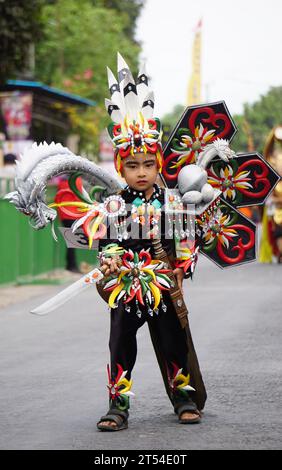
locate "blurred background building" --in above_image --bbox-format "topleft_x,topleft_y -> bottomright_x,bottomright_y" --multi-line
0,81 -> 95,284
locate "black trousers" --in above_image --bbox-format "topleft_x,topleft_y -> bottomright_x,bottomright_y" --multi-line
109,292 -> 190,391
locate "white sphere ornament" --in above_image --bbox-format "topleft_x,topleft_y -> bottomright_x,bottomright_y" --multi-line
182,190 -> 203,205
201,183 -> 214,202
178,164 -> 207,194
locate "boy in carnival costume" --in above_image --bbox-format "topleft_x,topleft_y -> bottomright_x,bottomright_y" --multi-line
4,54 -> 207,431
95,54 -> 206,430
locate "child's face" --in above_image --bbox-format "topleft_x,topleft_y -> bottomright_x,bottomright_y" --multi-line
121,153 -> 158,192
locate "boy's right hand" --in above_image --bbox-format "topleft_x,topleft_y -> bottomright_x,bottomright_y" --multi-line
100,256 -> 121,278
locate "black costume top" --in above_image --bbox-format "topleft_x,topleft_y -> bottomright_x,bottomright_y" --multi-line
98,183 -> 202,284
99,183 -> 177,259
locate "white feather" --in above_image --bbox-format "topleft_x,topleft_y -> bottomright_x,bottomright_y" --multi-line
137,61 -> 150,106
141,91 -> 154,119
105,98 -> 124,123
123,71 -> 140,121
107,66 -> 125,114
117,52 -> 130,86
16,141 -> 73,180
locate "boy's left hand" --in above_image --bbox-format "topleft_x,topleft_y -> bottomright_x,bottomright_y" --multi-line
173,267 -> 185,295
100,256 -> 121,278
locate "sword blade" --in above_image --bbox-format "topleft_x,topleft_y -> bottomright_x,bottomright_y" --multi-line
30,268 -> 104,315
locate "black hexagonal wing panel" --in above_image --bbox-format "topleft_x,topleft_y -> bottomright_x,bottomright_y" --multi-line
161,101 -> 237,188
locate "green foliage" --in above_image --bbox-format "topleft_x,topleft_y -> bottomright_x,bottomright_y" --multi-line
232,86 -> 282,154
231,114 -> 249,153
36,0 -> 140,98
96,0 -> 143,39
0,0 -> 45,82
162,104 -> 185,129
35,0 -> 142,154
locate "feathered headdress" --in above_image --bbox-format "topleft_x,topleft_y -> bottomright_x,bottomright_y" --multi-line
105,53 -> 163,175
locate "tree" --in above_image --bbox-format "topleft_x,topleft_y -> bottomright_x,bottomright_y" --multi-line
96,0 -> 143,40
35,0 -> 140,99
232,86 -> 282,154
35,0 -> 143,155
0,0 -> 46,82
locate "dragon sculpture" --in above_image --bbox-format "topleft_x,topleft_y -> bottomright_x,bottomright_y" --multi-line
5,141 -> 123,231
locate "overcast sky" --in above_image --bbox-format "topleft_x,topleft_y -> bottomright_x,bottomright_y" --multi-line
136,0 -> 282,118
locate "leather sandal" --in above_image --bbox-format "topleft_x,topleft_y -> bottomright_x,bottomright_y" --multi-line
97,409 -> 128,432
175,402 -> 201,424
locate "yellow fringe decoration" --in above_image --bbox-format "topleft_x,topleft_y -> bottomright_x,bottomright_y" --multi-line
259,206 -> 273,263
148,281 -> 161,310
108,282 -> 125,308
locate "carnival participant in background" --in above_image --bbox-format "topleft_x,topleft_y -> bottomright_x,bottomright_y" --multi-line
260,126 -> 282,263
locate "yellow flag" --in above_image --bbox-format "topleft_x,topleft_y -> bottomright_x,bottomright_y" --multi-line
187,19 -> 202,106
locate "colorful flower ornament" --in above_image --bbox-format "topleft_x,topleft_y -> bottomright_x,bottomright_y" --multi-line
49,173 -> 127,248
174,239 -> 200,277
103,248 -> 172,315
168,362 -> 195,395
197,205 -> 239,250
107,363 -> 134,410
105,53 -> 163,175
208,161 -> 253,202
99,243 -> 126,263
170,123 -> 216,169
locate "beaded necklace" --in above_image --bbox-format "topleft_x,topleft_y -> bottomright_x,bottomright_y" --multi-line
129,185 -> 162,236
126,183 -> 161,202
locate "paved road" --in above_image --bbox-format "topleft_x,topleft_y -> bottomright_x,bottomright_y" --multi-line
0,257 -> 281,450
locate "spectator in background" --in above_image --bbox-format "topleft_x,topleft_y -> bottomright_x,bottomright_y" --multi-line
0,153 -> 17,177
0,153 -> 17,195
55,175 -> 82,273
